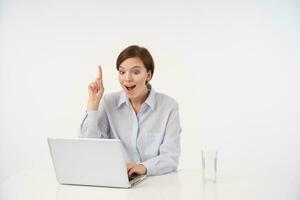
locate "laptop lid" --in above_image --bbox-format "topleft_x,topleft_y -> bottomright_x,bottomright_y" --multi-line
48,138 -> 132,188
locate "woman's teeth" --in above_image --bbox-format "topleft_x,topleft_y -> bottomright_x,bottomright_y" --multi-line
126,85 -> 136,91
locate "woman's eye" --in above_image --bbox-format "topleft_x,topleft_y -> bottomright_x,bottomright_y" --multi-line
119,71 -> 125,75
133,70 -> 140,75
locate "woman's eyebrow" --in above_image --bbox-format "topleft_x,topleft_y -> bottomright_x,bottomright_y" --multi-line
119,66 -> 142,70
131,66 -> 142,69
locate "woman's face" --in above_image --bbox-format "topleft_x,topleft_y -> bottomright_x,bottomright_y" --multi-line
118,57 -> 152,100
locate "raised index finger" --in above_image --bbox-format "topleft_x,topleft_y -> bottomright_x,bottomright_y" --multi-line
97,65 -> 102,80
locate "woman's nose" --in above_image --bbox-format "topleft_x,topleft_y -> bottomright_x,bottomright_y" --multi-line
124,72 -> 132,81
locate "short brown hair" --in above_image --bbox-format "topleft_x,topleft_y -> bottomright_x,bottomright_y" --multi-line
116,45 -> 155,78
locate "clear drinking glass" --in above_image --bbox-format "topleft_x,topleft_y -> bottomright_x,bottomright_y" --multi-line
202,149 -> 217,183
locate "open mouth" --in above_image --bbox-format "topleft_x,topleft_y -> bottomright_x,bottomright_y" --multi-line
125,85 -> 136,92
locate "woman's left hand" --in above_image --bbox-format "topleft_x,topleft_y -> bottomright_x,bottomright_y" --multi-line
127,163 -> 147,177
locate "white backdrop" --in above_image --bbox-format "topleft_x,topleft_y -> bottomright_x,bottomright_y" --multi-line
1,0 -> 300,185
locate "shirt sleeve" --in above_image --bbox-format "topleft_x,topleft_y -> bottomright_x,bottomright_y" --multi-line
79,100 -> 110,138
141,103 -> 181,176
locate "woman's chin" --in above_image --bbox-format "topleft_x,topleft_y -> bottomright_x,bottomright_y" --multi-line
124,91 -> 135,98
123,87 -> 136,96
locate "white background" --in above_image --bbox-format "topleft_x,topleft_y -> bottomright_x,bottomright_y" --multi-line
1,0 -> 300,186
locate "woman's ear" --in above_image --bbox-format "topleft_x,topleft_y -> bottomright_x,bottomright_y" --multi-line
146,71 -> 152,82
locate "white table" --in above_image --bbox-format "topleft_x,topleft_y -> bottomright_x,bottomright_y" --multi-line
0,169 -> 298,200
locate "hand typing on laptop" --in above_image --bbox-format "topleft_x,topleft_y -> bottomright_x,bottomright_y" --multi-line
48,138 -> 147,188
127,163 -> 147,179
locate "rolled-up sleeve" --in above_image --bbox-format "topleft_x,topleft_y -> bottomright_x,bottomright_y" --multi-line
79,101 -> 110,138
141,103 -> 181,176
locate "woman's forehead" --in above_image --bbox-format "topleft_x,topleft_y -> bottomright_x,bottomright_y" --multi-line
119,57 -> 145,69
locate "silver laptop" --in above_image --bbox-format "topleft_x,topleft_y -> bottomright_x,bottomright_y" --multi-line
47,138 -> 146,188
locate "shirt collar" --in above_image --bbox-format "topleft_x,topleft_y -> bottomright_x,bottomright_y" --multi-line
118,84 -> 156,110
118,91 -> 130,108
144,85 -> 156,110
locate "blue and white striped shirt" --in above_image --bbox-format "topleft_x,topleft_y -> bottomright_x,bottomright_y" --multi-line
79,87 -> 181,176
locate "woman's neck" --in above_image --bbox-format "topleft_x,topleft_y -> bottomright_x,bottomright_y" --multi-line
129,86 -> 150,112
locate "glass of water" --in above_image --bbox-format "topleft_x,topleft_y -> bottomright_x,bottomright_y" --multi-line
202,149 -> 218,183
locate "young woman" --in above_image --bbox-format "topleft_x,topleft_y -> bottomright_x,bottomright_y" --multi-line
80,45 -> 181,177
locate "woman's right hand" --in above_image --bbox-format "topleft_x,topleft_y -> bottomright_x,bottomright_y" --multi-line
87,65 -> 104,111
